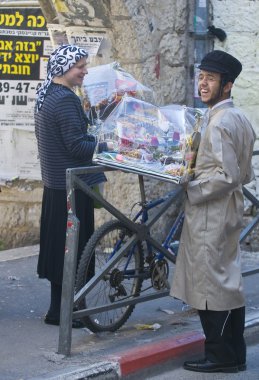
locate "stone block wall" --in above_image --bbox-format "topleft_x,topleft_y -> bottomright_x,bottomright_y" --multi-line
0,0 -> 191,250
211,0 -> 259,210
0,180 -> 43,250
211,0 -> 259,136
1,0 -> 259,250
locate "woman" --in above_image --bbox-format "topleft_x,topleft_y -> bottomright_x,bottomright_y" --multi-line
35,44 -> 112,327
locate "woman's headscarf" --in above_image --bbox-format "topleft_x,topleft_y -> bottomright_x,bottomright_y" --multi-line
36,44 -> 88,112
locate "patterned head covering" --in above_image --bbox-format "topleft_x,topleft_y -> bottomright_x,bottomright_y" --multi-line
36,44 -> 88,112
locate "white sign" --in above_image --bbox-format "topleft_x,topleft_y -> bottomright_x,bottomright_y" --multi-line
0,79 -> 42,131
66,27 -> 104,56
0,129 -> 41,182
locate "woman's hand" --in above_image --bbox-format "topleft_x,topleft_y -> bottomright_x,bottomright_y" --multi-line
107,141 -> 114,151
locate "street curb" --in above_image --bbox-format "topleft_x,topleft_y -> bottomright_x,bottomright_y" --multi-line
31,361 -> 120,380
0,244 -> 39,262
112,317 -> 259,378
30,331 -> 204,380
109,330 -> 204,377
30,317 -> 259,380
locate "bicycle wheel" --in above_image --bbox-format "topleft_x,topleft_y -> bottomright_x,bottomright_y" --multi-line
75,219 -> 144,332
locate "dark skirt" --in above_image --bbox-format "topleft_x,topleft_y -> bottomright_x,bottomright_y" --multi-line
37,186 -> 94,285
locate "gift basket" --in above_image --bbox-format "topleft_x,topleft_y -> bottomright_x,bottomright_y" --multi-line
93,95 -> 204,184
82,62 -> 153,127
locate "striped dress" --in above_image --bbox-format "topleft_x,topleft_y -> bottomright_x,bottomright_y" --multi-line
35,83 -> 106,284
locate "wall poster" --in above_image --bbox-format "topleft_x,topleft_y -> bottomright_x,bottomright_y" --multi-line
0,7 -> 51,181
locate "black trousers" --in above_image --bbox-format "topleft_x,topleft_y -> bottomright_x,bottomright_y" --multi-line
198,306 -> 246,365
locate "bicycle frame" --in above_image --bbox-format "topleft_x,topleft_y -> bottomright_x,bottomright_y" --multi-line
105,190 -> 184,282
72,176 -> 183,305
130,189 -> 184,258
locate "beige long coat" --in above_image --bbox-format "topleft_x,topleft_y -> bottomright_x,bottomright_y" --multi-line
170,101 -> 256,310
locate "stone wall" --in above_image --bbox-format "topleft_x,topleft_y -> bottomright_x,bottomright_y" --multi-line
211,0 -> 259,137
0,180 -> 43,250
1,0 -> 259,250
0,0 -> 191,250
211,0 -> 259,209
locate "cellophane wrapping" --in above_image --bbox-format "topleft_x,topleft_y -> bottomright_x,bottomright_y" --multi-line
93,95 -> 204,184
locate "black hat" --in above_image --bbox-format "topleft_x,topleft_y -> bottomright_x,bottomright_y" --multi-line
198,50 -> 242,82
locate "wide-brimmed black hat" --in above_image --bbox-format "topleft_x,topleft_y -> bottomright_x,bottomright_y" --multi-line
198,50 -> 242,82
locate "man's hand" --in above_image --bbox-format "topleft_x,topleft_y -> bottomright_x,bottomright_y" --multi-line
181,182 -> 189,192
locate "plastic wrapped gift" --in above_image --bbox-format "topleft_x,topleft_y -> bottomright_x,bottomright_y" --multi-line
93,96 -> 204,184
82,62 -> 152,122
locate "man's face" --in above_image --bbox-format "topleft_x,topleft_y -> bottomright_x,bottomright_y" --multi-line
63,57 -> 88,88
198,70 -> 226,108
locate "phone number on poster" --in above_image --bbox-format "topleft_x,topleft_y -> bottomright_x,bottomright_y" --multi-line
0,82 -> 42,93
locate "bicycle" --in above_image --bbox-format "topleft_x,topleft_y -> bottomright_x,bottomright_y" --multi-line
75,182 -> 185,333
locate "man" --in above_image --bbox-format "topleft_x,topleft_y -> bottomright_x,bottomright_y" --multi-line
170,50 -> 256,373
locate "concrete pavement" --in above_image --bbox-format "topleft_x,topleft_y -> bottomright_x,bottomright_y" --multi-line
1,245 -> 259,380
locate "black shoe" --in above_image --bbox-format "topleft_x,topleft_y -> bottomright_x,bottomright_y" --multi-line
44,314 -> 84,329
238,363 -> 246,371
183,358 -> 238,373
44,314 -> 59,326
71,319 -> 85,329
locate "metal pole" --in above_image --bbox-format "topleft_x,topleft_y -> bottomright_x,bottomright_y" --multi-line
193,0 -> 211,108
138,175 -> 147,204
58,170 -> 79,356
